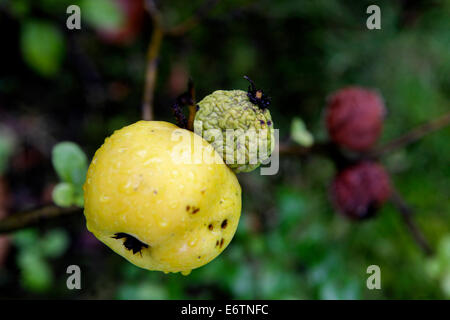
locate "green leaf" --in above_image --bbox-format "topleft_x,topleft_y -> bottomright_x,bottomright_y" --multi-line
117,283 -> 168,300
52,142 -> 88,188
20,20 -> 65,77
73,193 -> 85,207
291,117 -> 314,147
80,0 -> 125,30
18,249 -> 53,292
52,182 -> 75,207
40,229 -> 69,258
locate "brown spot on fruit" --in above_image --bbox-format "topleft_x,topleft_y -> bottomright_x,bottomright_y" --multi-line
221,219 -> 228,229
215,240 -> 219,247
186,205 -> 190,211
219,238 -> 224,248
192,207 -> 200,214
208,224 -> 214,231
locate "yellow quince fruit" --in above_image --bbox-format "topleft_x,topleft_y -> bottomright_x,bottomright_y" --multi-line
83,121 -> 241,275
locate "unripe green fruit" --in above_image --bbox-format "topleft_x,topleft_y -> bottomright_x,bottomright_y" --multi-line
194,90 -> 274,173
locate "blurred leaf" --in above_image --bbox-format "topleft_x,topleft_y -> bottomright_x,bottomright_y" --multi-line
276,187 -> 306,229
73,193 -> 85,207
0,126 -> 16,174
20,20 -> 65,77
13,229 -> 39,248
9,0 -> 30,18
291,117 -> 314,147
40,229 -> 69,258
17,249 -> 53,292
117,282 -> 168,300
52,182 -> 75,207
80,0 -> 124,30
52,142 -> 88,188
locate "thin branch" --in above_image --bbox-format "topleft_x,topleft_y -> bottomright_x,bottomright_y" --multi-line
142,26 -> 164,121
142,0 -> 164,121
141,0 -> 219,120
390,190 -> 433,256
370,111 -> 450,158
186,79 -> 197,131
165,0 -> 220,37
0,205 -> 82,235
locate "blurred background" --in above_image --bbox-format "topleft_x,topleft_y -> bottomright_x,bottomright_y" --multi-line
0,0 -> 449,299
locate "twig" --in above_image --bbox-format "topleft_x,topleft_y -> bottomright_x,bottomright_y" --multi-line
142,26 -> 164,121
0,205 -> 82,235
142,0 -> 164,121
186,80 -> 197,131
390,190 -> 433,256
141,0 -> 220,120
370,111 -> 450,158
165,0 -> 220,37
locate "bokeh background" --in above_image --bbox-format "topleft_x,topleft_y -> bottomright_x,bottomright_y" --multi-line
0,0 -> 449,299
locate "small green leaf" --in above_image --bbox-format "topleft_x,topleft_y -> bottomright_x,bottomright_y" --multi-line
20,20 -> 65,77
73,193 -> 85,207
18,249 -> 53,292
52,182 -> 75,207
13,229 -> 39,249
291,117 -> 314,147
40,229 -> 69,258
52,142 -> 88,188
80,0 -> 125,30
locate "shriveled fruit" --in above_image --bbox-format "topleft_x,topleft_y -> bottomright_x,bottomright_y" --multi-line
331,161 -> 391,220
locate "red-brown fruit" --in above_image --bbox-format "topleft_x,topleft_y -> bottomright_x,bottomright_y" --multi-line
331,161 -> 391,220
326,87 -> 386,151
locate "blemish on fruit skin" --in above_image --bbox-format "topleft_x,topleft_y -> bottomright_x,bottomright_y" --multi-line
219,238 -> 225,248
192,208 -> 200,214
208,224 -> 214,231
215,240 -> 219,247
112,233 -> 149,255
221,219 -> 228,229
186,205 -> 190,211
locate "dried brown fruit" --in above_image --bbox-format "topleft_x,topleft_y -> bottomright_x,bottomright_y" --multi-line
331,161 -> 391,220
326,87 -> 386,151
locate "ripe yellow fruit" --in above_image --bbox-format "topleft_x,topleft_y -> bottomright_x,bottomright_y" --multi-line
83,121 -> 241,275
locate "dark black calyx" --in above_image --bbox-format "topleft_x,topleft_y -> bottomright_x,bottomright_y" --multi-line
244,76 -> 271,110
172,78 -> 196,129
112,233 -> 149,255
